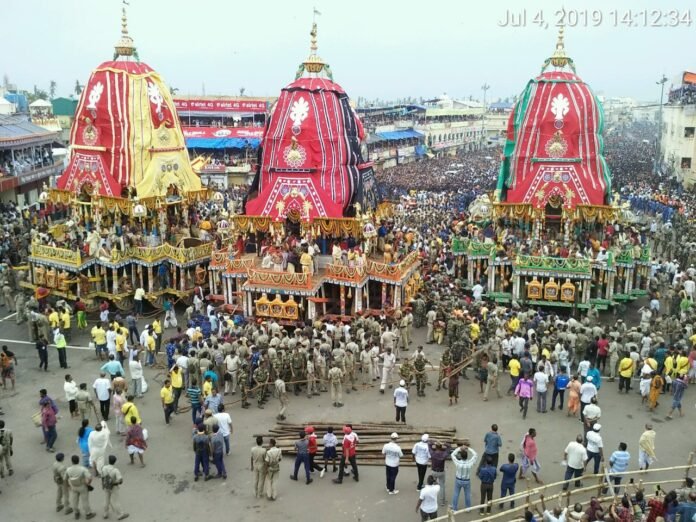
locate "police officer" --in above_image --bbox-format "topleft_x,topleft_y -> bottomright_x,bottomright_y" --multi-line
328,362 -> 344,408
253,361 -> 269,409
64,454 -> 96,519
53,452 -> 70,513
101,455 -> 129,520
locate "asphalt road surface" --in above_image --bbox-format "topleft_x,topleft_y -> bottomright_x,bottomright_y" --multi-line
0,305 -> 693,522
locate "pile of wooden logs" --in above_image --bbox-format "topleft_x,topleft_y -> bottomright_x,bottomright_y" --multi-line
255,421 -> 465,467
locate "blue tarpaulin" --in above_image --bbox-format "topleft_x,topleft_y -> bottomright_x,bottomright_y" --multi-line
374,129 -> 424,141
185,137 -> 261,149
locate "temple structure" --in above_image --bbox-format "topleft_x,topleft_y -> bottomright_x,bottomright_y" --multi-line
56,8 -> 201,199
453,30 -> 649,310
24,7 -> 211,311
496,27 -> 613,240
244,23 -> 378,222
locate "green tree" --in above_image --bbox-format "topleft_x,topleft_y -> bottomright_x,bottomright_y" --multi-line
49,80 -> 57,99
74,79 -> 83,96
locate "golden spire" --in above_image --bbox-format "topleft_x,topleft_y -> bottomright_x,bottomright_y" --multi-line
303,22 -> 326,74
550,26 -> 569,68
114,3 -> 135,58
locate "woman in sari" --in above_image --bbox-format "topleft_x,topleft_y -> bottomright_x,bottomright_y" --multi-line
76,419 -> 93,467
566,375 -> 581,417
648,372 -> 664,411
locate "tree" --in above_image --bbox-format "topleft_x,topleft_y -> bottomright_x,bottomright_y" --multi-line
239,87 -> 246,97
27,85 -> 49,104
74,80 -> 83,96
2,74 -> 9,90
169,85 -> 179,95
49,80 -> 57,99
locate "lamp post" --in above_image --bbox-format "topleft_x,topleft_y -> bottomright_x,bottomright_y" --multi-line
481,83 -> 490,149
654,74 -> 668,175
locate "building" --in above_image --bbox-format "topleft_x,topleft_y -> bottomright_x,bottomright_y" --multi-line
51,97 -> 79,142
661,71 -> 696,186
0,114 -> 62,204
29,99 -> 62,134
174,95 -> 274,186
356,96 -> 487,169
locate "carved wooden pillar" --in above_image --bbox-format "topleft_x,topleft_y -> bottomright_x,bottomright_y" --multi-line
112,268 -> 118,294
147,266 -> 154,293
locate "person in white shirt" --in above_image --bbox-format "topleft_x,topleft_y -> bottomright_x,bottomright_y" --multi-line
213,404 -> 233,455
134,287 -> 145,317
382,433 -> 403,494
224,351 -> 240,395
579,377 -> 598,423
106,328 -> 117,357
93,372 -> 112,421
379,348 -> 396,393
64,375 -> 79,419
563,435 -> 588,490
416,475 -> 441,519
684,277 -> 696,301
585,424 -> 604,475
533,366 -> 550,413
577,358 -> 590,380
412,434 -> 432,490
536,494 -> 568,522
393,380 -> 409,423
472,283 -> 484,302
128,350 -> 144,398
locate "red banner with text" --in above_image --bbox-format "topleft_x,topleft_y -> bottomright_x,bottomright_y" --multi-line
174,99 -> 267,113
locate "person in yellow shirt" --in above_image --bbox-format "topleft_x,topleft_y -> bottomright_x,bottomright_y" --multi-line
169,366 -> 184,413
508,315 -> 520,334
507,355 -> 521,395
145,334 -> 156,367
202,375 -> 213,399
152,319 -> 162,353
160,379 -> 175,424
60,307 -> 72,341
48,308 -> 60,329
92,324 -> 107,361
618,354 -> 634,393
121,395 -> 141,425
676,351 -> 690,377
115,332 -> 126,362
470,320 -> 480,342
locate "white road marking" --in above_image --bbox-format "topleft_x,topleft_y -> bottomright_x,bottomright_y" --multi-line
0,338 -> 92,350
0,312 -> 17,322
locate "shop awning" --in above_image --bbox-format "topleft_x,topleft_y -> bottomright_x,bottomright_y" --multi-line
185,137 -> 261,149
374,129 -> 424,141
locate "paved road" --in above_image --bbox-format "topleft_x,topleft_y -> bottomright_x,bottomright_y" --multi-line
0,305 -> 693,522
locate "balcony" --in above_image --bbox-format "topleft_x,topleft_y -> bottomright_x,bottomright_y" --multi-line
30,244 -> 83,268
366,251 -> 420,282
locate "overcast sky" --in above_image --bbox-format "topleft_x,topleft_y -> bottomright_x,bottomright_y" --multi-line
4,0 -> 695,103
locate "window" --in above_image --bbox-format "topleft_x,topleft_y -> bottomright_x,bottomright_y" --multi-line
681,157 -> 692,169
685,127 -> 695,138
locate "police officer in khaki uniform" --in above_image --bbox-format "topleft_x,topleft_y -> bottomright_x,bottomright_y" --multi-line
328,363 -> 344,407
101,455 -> 129,520
64,454 -> 96,519
53,452 -> 70,512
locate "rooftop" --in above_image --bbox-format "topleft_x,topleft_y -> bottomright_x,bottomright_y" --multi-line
0,115 -> 60,147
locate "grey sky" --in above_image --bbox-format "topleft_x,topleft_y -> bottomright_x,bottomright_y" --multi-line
4,0 -> 695,102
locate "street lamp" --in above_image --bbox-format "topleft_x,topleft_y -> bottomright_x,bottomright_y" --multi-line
481,83 -> 490,148
654,74 -> 668,175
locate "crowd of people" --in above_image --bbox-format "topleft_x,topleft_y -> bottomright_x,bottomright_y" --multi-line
1,119 -> 696,521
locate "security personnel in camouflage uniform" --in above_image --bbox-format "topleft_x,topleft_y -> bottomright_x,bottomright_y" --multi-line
239,361 -> 250,409
399,358 -> 415,389
436,347 -> 452,391
412,296 -> 426,328
253,362 -> 269,409
290,347 -> 306,396
413,351 -> 432,397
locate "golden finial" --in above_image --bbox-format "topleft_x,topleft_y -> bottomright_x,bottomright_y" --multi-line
114,2 -> 135,58
303,22 -> 326,74
550,26 -> 569,68
542,25 -> 575,73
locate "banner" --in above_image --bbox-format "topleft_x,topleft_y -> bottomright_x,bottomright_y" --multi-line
182,127 -> 264,139
174,99 -> 267,113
